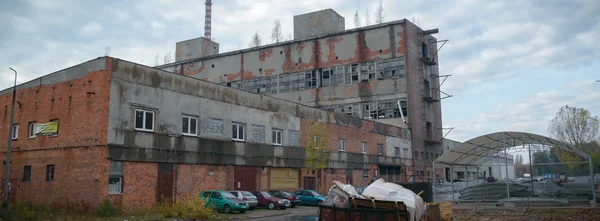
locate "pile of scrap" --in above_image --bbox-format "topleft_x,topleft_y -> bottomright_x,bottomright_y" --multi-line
458,183 -> 530,200
323,178 -> 426,221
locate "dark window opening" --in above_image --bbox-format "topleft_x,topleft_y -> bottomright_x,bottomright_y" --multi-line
23,166 -> 31,181
426,122 -> 433,140
424,80 -> 431,97
422,42 -> 428,58
46,164 -> 55,181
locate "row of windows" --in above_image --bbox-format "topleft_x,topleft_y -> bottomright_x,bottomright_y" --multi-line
134,109 -> 286,146
20,164 -> 55,182
323,99 -> 408,121
414,151 -> 441,161
225,57 -> 406,94
10,120 -> 60,140
336,140 -> 408,159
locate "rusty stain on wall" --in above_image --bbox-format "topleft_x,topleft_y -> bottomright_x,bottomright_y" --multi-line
259,48 -> 273,62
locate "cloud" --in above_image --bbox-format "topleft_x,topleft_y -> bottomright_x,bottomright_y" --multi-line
82,22 -> 103,34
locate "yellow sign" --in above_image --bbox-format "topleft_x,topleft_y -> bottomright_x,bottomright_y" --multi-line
36,122 -> 59,135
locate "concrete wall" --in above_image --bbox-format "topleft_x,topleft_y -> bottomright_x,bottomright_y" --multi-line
442,138 -> 462,153
294,9 -> 345,40
107,59 -> 409,167
159,21 -> 405,86
175,37 -> 219,62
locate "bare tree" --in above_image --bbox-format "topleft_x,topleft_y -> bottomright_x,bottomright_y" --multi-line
271,19 -> 284,43
353,11 -> 361,28
548,105 -> 600,149
375,0 -> 385,24
249,31 -> 262,47
163,52 -> 173,64
154,53 -> 160,66
365,8 -> 370,26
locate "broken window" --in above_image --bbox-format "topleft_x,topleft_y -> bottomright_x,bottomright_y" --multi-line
360,62 -> 377,81
320,68 -> 331,87
414,151 -> 419,159
395,147 -> 400,158
351,64 -> 359,82
426,122 -> 433,140
305,71 -> 317,88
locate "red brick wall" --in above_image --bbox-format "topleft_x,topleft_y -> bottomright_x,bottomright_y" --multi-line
174,164 -> 234,201
0,58 -> 112,152
0,146 -> 108,210
0,58 -> 113,210
300,119 -> 387,154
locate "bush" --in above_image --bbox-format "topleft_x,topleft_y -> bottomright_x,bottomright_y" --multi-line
157,194 -> 215,219
96,198 -> 117,217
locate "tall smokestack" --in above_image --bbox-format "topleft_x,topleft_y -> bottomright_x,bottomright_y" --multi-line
204,0 -> 212,39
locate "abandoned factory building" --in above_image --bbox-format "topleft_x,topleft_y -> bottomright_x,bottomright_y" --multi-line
158,9 -> 444,184
0,9 -> 443,210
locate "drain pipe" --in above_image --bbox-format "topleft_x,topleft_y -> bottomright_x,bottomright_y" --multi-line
397,100 -> 406,124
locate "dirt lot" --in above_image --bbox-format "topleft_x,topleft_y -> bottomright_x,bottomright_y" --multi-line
453,208 -> 600,221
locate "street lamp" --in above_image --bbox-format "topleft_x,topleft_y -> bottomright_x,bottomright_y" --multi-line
1,68 -> 17,216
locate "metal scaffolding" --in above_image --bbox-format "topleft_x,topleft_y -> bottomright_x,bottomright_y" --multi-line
432,131 -> 596,205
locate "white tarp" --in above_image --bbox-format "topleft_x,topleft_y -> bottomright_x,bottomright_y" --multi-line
362,178 -> 426,221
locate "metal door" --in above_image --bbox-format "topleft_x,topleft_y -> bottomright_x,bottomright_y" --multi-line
234,166 -> 257,191
157,163 -> 174,203
303,177 -> 316,190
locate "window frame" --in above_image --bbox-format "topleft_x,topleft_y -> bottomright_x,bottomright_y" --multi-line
232,122 -> 245,141
338,139 -> 346,152
11,124 -> 18,140
134,109 -> 155,132
361,142 -> 367,154
272,129 -> 283,146
23,165 -> 31,182
28,122 -> 37,138
46,164 -> 55,181
377,144 -> 383,156
181,115 -> 198,136
395,147 -> 401,158
108,176 -> 123,195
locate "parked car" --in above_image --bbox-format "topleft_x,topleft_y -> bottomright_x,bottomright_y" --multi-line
229,190 -> 258,210
199,190 -> 248,214
269,190 -> 301,208
251,191 -> 290,210
293,190 -> 326,206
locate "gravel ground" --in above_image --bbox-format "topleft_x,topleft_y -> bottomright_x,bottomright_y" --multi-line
453,208 -> 600,221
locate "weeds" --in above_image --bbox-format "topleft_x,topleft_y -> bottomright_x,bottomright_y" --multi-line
157,195 -> 216,219
95,198 -> 117,217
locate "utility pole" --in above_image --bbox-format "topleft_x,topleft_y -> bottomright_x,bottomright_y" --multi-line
1,67 -> 17,216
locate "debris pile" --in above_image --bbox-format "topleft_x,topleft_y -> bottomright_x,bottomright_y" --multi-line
323,178 -> 426,221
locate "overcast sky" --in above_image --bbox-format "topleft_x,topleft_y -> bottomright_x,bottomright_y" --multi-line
1,0 -> 599,142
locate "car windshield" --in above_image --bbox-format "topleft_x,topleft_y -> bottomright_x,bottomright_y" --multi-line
220,192 -> 236,199
261,192 -> 272,198
279,191 -> 291,197
242,191 -> 255,197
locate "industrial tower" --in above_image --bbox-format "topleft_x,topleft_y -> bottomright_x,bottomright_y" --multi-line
204,0 -> 212,39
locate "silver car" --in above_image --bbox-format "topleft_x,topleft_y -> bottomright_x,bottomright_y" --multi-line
229,191 -> 258,210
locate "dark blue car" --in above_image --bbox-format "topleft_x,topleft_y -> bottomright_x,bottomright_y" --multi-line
293,190 -> 326,206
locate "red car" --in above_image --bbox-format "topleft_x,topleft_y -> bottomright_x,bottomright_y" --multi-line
250,191 -> 291,210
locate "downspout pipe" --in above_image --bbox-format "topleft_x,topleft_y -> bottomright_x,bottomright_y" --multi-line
1,67 -> 17,216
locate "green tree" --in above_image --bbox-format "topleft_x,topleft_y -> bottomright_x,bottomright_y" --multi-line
303,122 -> 331,186
548,105 -> 600,171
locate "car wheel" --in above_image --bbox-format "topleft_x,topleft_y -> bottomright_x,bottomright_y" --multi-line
317,200 -> 323,206
291,204 -> 296,208
249,207 -> 255,211
223,205 -> 232,214
268,202 -> 275,210
281,207 -> 287,210
240,210 -> 246,214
